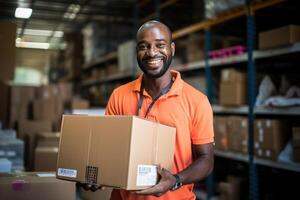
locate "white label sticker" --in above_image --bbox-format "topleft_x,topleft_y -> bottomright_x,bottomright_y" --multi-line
136,165 -> 157,186
57,168 -> 77,178
37,173 -> 56,177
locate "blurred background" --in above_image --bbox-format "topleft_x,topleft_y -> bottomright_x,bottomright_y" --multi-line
0,0 -> 300,199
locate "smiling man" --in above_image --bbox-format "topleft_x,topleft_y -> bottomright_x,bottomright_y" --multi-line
105,20 -> 215,200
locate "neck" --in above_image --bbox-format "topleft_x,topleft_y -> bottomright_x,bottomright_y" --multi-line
143,70 -> 172,99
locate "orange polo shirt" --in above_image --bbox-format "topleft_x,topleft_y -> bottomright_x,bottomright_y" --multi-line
105,70 -> 214,200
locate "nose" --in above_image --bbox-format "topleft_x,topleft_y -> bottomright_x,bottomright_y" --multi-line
146,45 -> 158,57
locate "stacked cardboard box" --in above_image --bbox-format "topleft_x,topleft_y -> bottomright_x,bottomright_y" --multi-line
0,172 -> 75,200
19,120 -> 52,170
292,127 -> 300,162
219,68 -> 247,106
259,25 -> 300,49
214,116 -> 248,154
185,34 -> 204,63
254,119 -> 289,160
227,116 -> 248,154
57,115 -> 176,190
34,132 -> 60,171
214,116 -> 229,151
0,21 -> 16,82
71,99 -> 90,110
118,40 -> 138,74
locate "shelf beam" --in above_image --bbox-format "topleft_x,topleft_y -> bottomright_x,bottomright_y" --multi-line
172,0 -> 285,39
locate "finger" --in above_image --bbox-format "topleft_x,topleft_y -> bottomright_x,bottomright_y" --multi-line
135,185 -> 161,195
82,184 -> 92,191
99,186 -> 106,190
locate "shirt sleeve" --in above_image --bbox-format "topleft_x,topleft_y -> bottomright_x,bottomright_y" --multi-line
105,89 -> 119,115
190,96 -> 214,144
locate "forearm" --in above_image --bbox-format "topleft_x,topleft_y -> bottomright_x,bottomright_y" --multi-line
177,143 -> 214,185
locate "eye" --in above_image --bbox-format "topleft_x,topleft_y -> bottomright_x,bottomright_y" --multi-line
157,43 -> 166,48
138,44 -> 148,50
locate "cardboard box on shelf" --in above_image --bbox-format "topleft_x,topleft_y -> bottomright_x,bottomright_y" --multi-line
57,115 -> 176,190
227,116 -> 248,154
259,25 -> 300,49
118,40 -> 137,73
36,132 -> 60,148
254,119 -> 289,151
213,116 -> 229,150
71,99 -> 90,110
34,147 -> 58,171
0,22 -> 16,82
220,82 -> 247,106
0,172 -> 75,200
292,127 -> 300,148
293,147 -> 300,162
219,69 -> 247,106
254,119 -> 289,160
33,96 -> 63,122
57,82 -> 73,103
106,64 -> 119,76
18,120 -> 52,170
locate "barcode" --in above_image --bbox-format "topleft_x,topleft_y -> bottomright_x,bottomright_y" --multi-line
139,166 -> 151,175
57,168 -> 77,178
136,165 -> 157,186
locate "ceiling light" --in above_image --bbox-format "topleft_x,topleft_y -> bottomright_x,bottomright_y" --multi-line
15,7 -> 32,19
16,41 -> 50,49
16,28 -> 64,38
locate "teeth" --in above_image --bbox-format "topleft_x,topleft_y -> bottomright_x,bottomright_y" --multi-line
147,59 -> 162,64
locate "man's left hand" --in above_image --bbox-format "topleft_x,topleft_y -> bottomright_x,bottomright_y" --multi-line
135,165 -> 177,197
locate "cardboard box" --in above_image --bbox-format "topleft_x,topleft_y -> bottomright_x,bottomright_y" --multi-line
57,115 -> 176,190
80,187 -> 112,200
36,132 -> 60,147
0,172 -> 75,200
254,119 -> 289,151
18,120 -> 52,170
219,69 -> 247,106
259,25 -> 300,49
227,116 -> 248,153
18,120 -> 52,139
36,85 -> 59,99
0,83 -> 10,128
34,147 -> 58,171
254,119 -> 289,160
292,127 -> 300,148
293,147 -> 300,162
71,99 -> 90,109
214,116 -> 229,150
0,22 -> 16,82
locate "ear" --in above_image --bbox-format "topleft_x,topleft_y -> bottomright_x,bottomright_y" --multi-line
171,42 -> 175,56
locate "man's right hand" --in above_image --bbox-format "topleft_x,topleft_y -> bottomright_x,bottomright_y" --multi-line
76,182 -> 104,192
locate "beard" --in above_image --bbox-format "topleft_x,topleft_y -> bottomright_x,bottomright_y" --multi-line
137,55 -> 173,79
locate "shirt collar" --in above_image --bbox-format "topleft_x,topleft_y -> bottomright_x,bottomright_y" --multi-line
132,69 -> 183,97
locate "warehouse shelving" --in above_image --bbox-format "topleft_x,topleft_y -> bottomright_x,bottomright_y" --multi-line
215,150 -> 300,173
212,105 -> 300,116
82,51 -> 118,71
81,71 -> 134,87
174,42 -> 300,72
81,41 -> 300,87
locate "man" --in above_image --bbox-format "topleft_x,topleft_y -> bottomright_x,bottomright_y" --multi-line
106,20 -> 214,200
